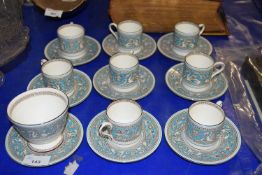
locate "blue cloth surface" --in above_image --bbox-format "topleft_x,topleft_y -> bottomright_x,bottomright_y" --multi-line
0,0 -> 261,174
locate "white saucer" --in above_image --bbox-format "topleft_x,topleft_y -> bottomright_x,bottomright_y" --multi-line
165,63 -> 228,101
157,33 -> 213,62
93,65 -> 155,100
5,113 -> 84,167
87,110 -> 162,163
44,35 -> 101,66
27,69 -> 92,107
102,33 -> 157,60
165,109 -> 241,165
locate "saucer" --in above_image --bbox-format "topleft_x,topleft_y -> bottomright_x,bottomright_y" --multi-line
44,36 -> 101,66
157,33 -> 212,62
165,109 -> 241,165
27,69 -> 92,107
102,33 -> 157,60
165,63 -> 228,101
87,110 -> 162,163
93,65 -> 155,100
5,113 -> 84,167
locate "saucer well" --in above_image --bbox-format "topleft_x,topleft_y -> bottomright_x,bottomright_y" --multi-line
44,36 -> 101,66
93,65 -> 155,100
165,109 -> 241,165
165,63 -> 228,101
102,33 -> 157,60
5,113 -> 84,167
27,69 -> 92,107
157,33 -> 212,62
86,110 -> 162,163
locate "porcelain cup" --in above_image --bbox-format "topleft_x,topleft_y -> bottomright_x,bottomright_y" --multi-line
41,59 -> 75,97
7,88 -> 69,152
57,22 -> 86,59
173,21 -> 205,56
185,101 -> 225,148
181,52 -> 225,92
99,99 -> 143,146
109,53 -> 139,92
109,20 -> 143,54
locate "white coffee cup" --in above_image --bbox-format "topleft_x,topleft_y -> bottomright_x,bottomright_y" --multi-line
41,59 -> 75,96
185,101 -> 225,148
173,21 -> 205,57
7,88 -> 69,152
182,52 -> 225,92
57,22 -> 87,59
109,20 -> 143,54
109,53 -> 139,92
99,99 -> 143,147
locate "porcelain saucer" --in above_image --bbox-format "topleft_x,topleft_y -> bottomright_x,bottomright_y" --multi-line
102,33 -> 157,60
44,36 -> 101,66
165,109 -> 241,165
5,113 -> 84,167
27,69 -> 92,107
87,110 -> 162,163
93,65 -> 155,100
165,63 -> 228,101
157,33 -> 212,62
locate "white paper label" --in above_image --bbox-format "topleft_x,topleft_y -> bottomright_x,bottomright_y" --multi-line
22,155 -> 51,166
64,161 -> 79,175
44,8 -> 63,18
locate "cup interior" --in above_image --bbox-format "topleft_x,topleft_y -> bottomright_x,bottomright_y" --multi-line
110,54 -> 138,69
186,54 -> 214,69
42,60 -> 71,76
58,24 -> 84,38
175,22 -> 199,35
189,102 -> 224,126
8,89 -> 68,125
118,21 -> 142,33
107,100 -> 142,124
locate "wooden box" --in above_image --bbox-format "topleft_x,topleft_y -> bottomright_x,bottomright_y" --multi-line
109,0 -> 228,35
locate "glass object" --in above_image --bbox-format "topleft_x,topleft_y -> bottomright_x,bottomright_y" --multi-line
0,0 -> 29,86
0,0 -> 29,67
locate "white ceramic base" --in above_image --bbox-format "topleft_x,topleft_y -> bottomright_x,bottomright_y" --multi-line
59,49 -> 87,60
181,131 -> 221,151
118,46 -> 142,55
181,80 -> 212,92
110,83 -> 139,92
173,47 -> 191,57
108,131 -> 144,150
28,135 -> 64,152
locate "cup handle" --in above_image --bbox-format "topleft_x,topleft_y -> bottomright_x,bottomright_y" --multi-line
40,59 -> 48,65
109,23 -> 118,40
99,122 -> 113,140
198,24 -> 205,35
211,62 -> 225,79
